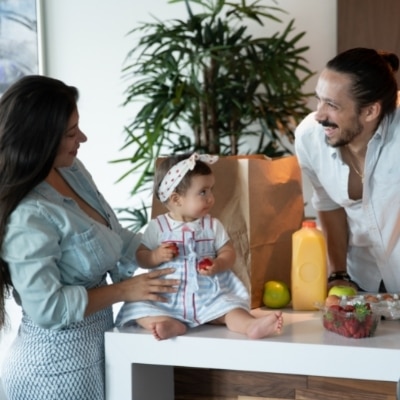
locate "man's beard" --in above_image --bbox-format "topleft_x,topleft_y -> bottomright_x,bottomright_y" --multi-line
320,118 -> 363,148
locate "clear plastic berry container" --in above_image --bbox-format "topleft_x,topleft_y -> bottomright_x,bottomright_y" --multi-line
322,303 -> 380,338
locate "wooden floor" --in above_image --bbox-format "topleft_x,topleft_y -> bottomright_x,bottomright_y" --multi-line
174,367 -> 397,400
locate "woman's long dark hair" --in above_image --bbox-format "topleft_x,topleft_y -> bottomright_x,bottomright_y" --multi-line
0,75 -> 78,330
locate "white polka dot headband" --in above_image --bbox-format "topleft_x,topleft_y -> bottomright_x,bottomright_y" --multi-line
158,153 -> 219,202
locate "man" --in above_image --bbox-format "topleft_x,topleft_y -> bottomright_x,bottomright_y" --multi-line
295,47 -> 400,293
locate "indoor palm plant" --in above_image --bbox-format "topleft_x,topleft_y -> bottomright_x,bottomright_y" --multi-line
113,0 -> 314,231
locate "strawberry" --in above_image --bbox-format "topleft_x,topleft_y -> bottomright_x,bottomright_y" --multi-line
343,305 -> 355,312
323,302 -> 377,338
164,242 -> 179,257
198,257 -> 213,270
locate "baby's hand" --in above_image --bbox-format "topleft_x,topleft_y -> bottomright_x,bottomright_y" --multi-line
155,242 -> 179,263
197,257 -> 216,276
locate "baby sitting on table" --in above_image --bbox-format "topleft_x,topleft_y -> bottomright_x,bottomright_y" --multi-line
116,153 -> 283,340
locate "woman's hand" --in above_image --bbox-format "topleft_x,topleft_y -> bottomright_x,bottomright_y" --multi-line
119,267 -> 179,303
85,268 -> 179,317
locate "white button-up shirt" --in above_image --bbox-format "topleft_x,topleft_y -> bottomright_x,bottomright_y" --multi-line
295,109 -> 400,292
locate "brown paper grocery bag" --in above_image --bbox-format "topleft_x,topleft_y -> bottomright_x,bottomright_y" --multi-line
151,155 -> 304,308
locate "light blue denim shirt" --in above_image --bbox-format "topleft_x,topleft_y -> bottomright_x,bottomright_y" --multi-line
2,159 -> 141,329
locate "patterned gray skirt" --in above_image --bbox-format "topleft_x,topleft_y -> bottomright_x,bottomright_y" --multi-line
1,307 -> 113,400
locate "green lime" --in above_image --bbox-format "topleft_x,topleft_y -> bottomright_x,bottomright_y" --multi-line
263,280 -> 291,309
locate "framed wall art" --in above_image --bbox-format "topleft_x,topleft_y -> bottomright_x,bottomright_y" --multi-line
0,0 -> 44,96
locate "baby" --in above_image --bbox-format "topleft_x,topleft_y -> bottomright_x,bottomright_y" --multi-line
116,153 -> 283,340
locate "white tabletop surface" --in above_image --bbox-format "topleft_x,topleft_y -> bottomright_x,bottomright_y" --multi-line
106,308 -> 400,382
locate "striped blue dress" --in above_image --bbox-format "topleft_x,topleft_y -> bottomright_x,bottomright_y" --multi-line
116,214 -> 249,328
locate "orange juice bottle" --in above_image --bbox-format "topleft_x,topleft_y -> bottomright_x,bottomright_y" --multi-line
291,220 -> 327,310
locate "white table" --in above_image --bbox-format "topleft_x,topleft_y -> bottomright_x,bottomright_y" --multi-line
105,309 -> 400,400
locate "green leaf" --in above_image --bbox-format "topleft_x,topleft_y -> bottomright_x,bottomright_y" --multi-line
354,303 -> 372,322
114,0 -> 314,230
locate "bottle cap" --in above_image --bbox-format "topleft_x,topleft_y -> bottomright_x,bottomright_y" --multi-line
302,220 -> 316,228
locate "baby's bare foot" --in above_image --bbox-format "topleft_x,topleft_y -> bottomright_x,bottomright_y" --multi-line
246,311 -> 283,339
151,319 -> 187,341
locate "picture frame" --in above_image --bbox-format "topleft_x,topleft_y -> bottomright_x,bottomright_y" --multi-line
0,0 -> 44,96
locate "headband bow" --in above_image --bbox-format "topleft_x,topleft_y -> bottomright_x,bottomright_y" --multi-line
158,153 -> 218,202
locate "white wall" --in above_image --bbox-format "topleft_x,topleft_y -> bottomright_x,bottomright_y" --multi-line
0,0 -> 337,380
43,0 -> 337,213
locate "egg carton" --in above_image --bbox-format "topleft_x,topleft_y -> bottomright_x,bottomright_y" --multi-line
337,293 -> 400,320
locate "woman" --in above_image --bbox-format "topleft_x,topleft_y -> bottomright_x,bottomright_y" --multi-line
0,75 -> 178,399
